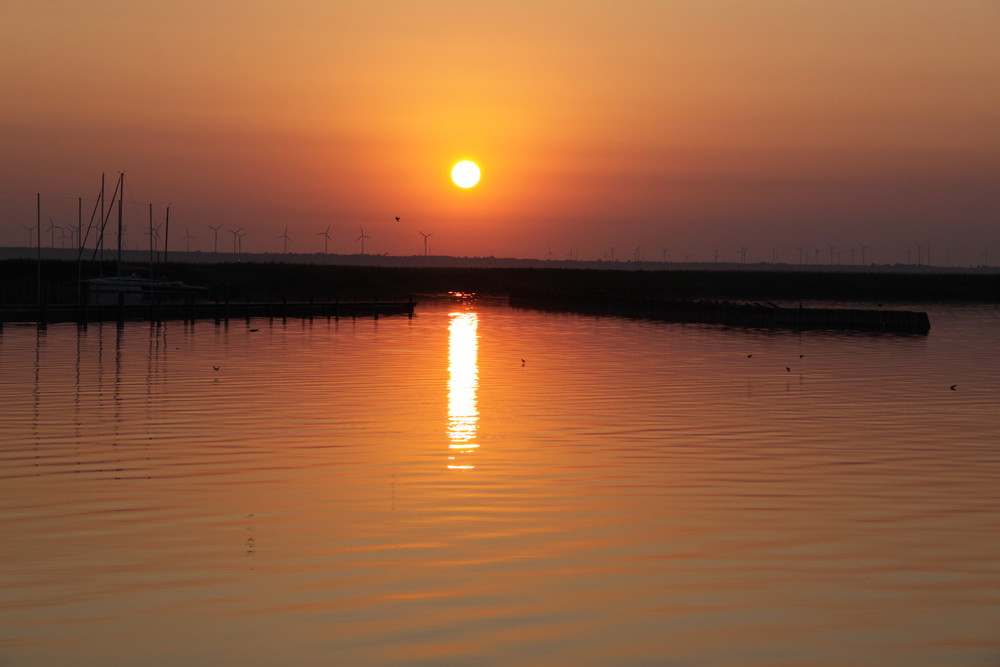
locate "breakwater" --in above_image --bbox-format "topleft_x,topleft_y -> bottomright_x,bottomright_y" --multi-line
0,299 -> 415,325
510,293 -> 931,333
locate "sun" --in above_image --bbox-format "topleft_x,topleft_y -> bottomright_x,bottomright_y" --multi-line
451,161 -> 481,188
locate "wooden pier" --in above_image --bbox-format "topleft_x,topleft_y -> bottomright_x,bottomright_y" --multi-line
0,299 -> 416,324
510,293 -> 930,334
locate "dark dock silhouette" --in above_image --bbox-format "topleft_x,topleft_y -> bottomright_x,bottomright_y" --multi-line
510,292 -> 930,334
0,298 -> 416,324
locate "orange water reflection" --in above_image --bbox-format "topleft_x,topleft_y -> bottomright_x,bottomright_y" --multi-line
447,311 -> 479,469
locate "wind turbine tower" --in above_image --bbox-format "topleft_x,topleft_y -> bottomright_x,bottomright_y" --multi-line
207,224 -> 223,253
418,230 -> 433,256
318,225 -> 332,254
229,227 -> 242,253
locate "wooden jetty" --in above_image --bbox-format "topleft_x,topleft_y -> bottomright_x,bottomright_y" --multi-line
510,293 -> 930,334
0,299 -> 416,324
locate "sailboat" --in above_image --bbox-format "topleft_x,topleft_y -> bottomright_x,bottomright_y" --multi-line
83,173 -> 208,306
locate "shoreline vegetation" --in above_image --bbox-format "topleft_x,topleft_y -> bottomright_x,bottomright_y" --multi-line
1,258 -> 998,306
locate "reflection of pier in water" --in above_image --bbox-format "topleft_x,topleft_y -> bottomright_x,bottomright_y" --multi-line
447,311 -> 479,469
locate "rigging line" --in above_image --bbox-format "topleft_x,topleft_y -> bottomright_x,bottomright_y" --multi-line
77,185 -> 105,260
90,176 -> 122,262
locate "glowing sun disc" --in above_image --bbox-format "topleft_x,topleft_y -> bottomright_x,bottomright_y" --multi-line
451,161 -> 481,188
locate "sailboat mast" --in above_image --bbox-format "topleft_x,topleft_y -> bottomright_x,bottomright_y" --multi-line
149,202 -> 154,279
116,172 -> 123,275
77,196 -> 83,304
164,206 -> 170,266
36,192 -> 41,306
98,172 -> 105,266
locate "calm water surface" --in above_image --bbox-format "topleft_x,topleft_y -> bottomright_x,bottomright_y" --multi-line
2,297 -> 999,666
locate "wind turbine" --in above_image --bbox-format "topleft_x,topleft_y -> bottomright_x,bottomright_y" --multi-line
848,243 -> 856,265
144,222 -> 162,259
47,218 -> 60,248
229,227 -> 242,253
609,245 -> 616,262
237,229 -> 247,253
418,230 -> 433,256
207,224 -> 223,253
318,225 -> 332,254
182,227 -> 195,252
739,246 -> 748,264
858,243 -> 869,266
357,226 -> 370,254
279,226 -> 292,254
21,225 -> 34,247
795,244 -> 805,264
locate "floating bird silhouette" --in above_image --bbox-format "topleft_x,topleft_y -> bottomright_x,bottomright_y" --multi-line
213,366 -> 220,371
521,358 -> 526,366
950,385 -> 957,390
747,354 -> 753,358
786,367 -> 791,373
249,328 -> 259,332
395,216 -> 400,222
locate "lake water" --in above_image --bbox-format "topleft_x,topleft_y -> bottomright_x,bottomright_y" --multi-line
2,295 -> 999,666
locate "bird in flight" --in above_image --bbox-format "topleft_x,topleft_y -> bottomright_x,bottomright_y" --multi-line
395,216 -> 400,222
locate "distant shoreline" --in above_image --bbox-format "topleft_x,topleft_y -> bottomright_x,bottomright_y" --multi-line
1,254 -> 998,306
1,246 -> 997,274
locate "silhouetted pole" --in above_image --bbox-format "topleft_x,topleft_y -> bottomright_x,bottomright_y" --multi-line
77,197 -> 83,305
164,206 -> 170,266
116,173 -> 124,276
148,203 -> 154,279
36,193 -> 41,306
97,173 -> 106,273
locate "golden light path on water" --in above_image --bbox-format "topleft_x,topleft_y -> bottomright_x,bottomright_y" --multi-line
447,310 -> 479,469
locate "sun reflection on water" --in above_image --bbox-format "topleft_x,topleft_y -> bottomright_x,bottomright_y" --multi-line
447,310 -> 479,469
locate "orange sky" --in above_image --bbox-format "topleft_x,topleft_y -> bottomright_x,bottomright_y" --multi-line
2,1 -> 998,265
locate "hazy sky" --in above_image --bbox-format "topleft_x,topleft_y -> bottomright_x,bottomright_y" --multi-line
2,1 -> 998,265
